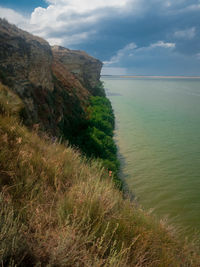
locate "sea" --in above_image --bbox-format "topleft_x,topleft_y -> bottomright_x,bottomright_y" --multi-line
102,76 -> 200,236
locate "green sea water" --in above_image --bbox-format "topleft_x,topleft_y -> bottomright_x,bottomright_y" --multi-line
102,77 -> 200,235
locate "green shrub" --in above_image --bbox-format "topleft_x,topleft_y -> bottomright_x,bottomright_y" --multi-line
69,95 -> 121,187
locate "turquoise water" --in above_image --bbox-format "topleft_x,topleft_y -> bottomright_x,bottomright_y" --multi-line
102,77 -> 200,235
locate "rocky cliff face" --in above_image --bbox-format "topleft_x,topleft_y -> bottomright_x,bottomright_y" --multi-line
52,45 -> 103,95
0,19 -> 103,139
0,19 -> 54,92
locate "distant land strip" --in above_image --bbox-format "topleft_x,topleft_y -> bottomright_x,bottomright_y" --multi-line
101,75 -> 200,79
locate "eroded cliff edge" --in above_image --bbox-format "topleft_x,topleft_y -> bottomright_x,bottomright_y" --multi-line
52,45 -> 103,96
0,18 -> 103,140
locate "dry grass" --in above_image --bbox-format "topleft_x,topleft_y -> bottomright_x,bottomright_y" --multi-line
0,82 -> 24,117
0,87 -> 200,266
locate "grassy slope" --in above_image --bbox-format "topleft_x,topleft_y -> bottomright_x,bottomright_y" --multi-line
0,83 -> 200,266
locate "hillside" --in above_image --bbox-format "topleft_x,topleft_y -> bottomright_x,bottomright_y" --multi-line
0,82 -> 199,266
0,19 -> 200,266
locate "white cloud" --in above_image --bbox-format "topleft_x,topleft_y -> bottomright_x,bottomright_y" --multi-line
150,41 -> 176,48
173,2 -> 200,14
30,5 -> 99,32
0,7 -> 28,28
45,0 -> 129,12
185,4 -> 200,11
27,0 -> 133,45
46,37 -> 63,46
104,42 -> 137,65
0,3 -> 102,46
0,5 -> 95,47
0,0 -> 144,47
52,30 -> 96,46
174,27 -> 196,39
104,40 -> 175,66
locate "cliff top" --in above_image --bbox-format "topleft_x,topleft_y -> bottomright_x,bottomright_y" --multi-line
0,18 -> 49,47
52,45 -> 102,63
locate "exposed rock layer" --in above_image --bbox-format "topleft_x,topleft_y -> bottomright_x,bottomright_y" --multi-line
52,45 -> 103,95
0,19 -> 54,92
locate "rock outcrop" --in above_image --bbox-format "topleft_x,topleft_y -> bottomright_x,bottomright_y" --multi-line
0,18 -> 54,92
0,19 -> 103,139
52,45 -> 103,95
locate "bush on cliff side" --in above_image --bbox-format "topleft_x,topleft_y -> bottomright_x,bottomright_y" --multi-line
70,96 -> 121,187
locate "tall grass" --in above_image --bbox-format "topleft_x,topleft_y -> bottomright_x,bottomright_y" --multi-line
0,84 -> 200,266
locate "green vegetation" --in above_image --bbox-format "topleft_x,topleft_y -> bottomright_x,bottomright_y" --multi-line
0,82 -> 200,266
91,81 -> 106,97
71,96 -> 121,188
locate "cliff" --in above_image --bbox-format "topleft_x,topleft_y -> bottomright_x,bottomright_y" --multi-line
52,45 -> 103,96
0,18 -> 102,139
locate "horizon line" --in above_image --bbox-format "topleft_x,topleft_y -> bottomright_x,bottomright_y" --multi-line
101,75 -> 200,79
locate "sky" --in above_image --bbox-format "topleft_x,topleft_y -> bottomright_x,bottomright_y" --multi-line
0,0 -> 200,76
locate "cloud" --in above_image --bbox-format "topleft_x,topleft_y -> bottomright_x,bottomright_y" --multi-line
0,7 -> 28,28
174,27 -> 196,39
0,0 -> 146,47
47,30 -> 96,46
150,41 -> 175,48
104,42 -> 137,65
45,0 -> 129,12
101,40 -> 200,76
183,3 -> 200,12
104,41 -> 176,66
103,43 -> 200,76
27,0 -> 133,46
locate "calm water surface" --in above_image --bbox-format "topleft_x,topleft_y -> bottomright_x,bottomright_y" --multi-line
102,77 -> 200,235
